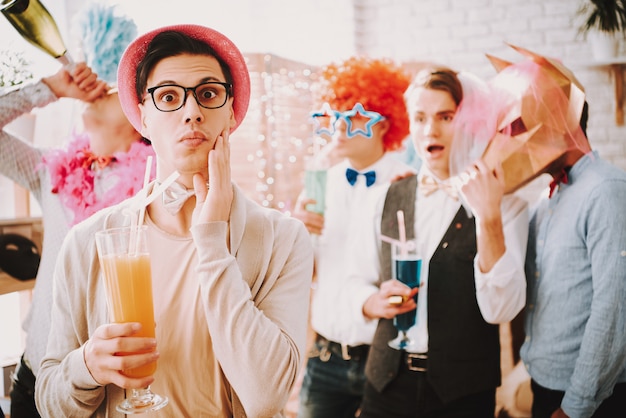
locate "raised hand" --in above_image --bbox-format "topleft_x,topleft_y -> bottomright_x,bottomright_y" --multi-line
41,62 -> 108,102
457,158 -> 507,273
192,130 -> 233,226
458,159 -> 505,222
292,195 -> 325,235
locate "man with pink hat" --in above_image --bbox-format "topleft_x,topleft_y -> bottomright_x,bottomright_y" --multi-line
35,24 -> 314,417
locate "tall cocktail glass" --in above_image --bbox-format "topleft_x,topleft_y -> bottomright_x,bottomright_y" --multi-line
304,168 -> 327,215
304,153 -> 328,216
388,239 -> 422,350
95,226 -> 168,414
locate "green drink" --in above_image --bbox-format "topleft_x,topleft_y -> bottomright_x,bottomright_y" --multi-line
304,168 -> 327,215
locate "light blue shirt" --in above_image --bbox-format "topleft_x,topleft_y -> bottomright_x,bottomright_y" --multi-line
521,151 -> 626,418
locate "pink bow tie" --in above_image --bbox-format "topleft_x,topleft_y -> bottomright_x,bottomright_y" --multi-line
418,175 -> 458,200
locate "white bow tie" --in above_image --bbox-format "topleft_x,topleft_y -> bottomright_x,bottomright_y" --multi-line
161,181 -> 196,215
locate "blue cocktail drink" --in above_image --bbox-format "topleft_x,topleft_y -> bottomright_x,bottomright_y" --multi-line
388,238 -> 422,351
393,257 -> 421,332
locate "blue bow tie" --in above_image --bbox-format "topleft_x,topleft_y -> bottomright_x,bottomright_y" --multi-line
346,168 -> 376,187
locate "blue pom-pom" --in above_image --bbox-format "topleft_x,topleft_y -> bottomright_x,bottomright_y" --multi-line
74,1 -> 137,85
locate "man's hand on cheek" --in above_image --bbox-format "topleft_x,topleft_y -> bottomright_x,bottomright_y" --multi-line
192,131 -> 233,225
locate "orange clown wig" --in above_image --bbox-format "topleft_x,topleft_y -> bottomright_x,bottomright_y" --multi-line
314,56 -> 411,152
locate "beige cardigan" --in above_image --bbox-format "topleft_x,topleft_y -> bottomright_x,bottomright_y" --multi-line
35,185 -> 313,417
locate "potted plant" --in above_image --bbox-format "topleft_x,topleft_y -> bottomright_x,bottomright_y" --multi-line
577,0 -> 626,60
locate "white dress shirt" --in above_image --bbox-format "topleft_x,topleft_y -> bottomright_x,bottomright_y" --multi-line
350,166 -> 528,353
311,153 -> 416,346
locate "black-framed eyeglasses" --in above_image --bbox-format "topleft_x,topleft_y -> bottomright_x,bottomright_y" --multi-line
145,81 -> 232,112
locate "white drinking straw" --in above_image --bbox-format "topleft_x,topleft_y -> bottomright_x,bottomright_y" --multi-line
129,156 -> 153,255
136,156 -> 153,228
141,170 -> 180,207
397,210 -> 408,256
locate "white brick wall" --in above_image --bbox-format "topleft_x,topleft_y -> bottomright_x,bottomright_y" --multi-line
354,0 -> 626,170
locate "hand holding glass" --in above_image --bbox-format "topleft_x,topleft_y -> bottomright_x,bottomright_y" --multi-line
304,155 -> 327,216
388,239 -> 422,351
95,226 -> 168,414
304,169 -> 326,215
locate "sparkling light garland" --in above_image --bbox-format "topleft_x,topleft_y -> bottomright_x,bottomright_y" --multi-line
230,53 -> 320,213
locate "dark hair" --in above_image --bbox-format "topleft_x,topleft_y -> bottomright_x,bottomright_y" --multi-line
135,31 -> 233,101
580,100 -> 588,137
406,67 -> 463,106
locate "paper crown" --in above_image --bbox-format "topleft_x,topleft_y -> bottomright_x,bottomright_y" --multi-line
72,1 -> 137,85
480,44 -> 588,193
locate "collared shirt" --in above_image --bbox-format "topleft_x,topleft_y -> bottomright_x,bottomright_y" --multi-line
407,168 -> 528,352
311,153 -> 416,346
521,151 -> 626,418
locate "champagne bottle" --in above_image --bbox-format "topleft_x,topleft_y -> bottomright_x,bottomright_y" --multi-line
1,0 -> 72,66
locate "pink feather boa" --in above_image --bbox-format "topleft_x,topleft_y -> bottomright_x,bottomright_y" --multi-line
40,132 -> 156,225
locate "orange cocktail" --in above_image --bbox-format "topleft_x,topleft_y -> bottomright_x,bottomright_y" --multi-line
100,252 -> 157,378
96,226 -> 168,412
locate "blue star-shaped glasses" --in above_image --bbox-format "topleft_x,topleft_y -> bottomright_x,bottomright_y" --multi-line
310,103 -> 385,139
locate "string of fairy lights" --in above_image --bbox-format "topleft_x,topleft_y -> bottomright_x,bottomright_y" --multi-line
230,54 -> 420,213
230,53 -> 323,213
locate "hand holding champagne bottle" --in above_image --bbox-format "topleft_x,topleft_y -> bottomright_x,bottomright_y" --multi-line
1,0 -> 73,66
41,62 -> 108,102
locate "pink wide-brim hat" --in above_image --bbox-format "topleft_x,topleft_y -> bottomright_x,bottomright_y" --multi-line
117,24 -> 251,133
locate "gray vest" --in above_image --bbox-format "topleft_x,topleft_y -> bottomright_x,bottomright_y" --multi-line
365,175 -> 501,403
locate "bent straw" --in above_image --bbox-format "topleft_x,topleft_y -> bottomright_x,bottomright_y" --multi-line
397,210 -> 408,256
130,156 -> 153,255
381,234 -> 402,246
131,169 -> 180,250
136,156 -> 153,228
126,170 -> 180,215
141,170 -> 180,208
381,234 -> 418,252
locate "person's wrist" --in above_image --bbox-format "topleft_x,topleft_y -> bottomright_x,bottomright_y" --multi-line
41,74 -> 62,98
